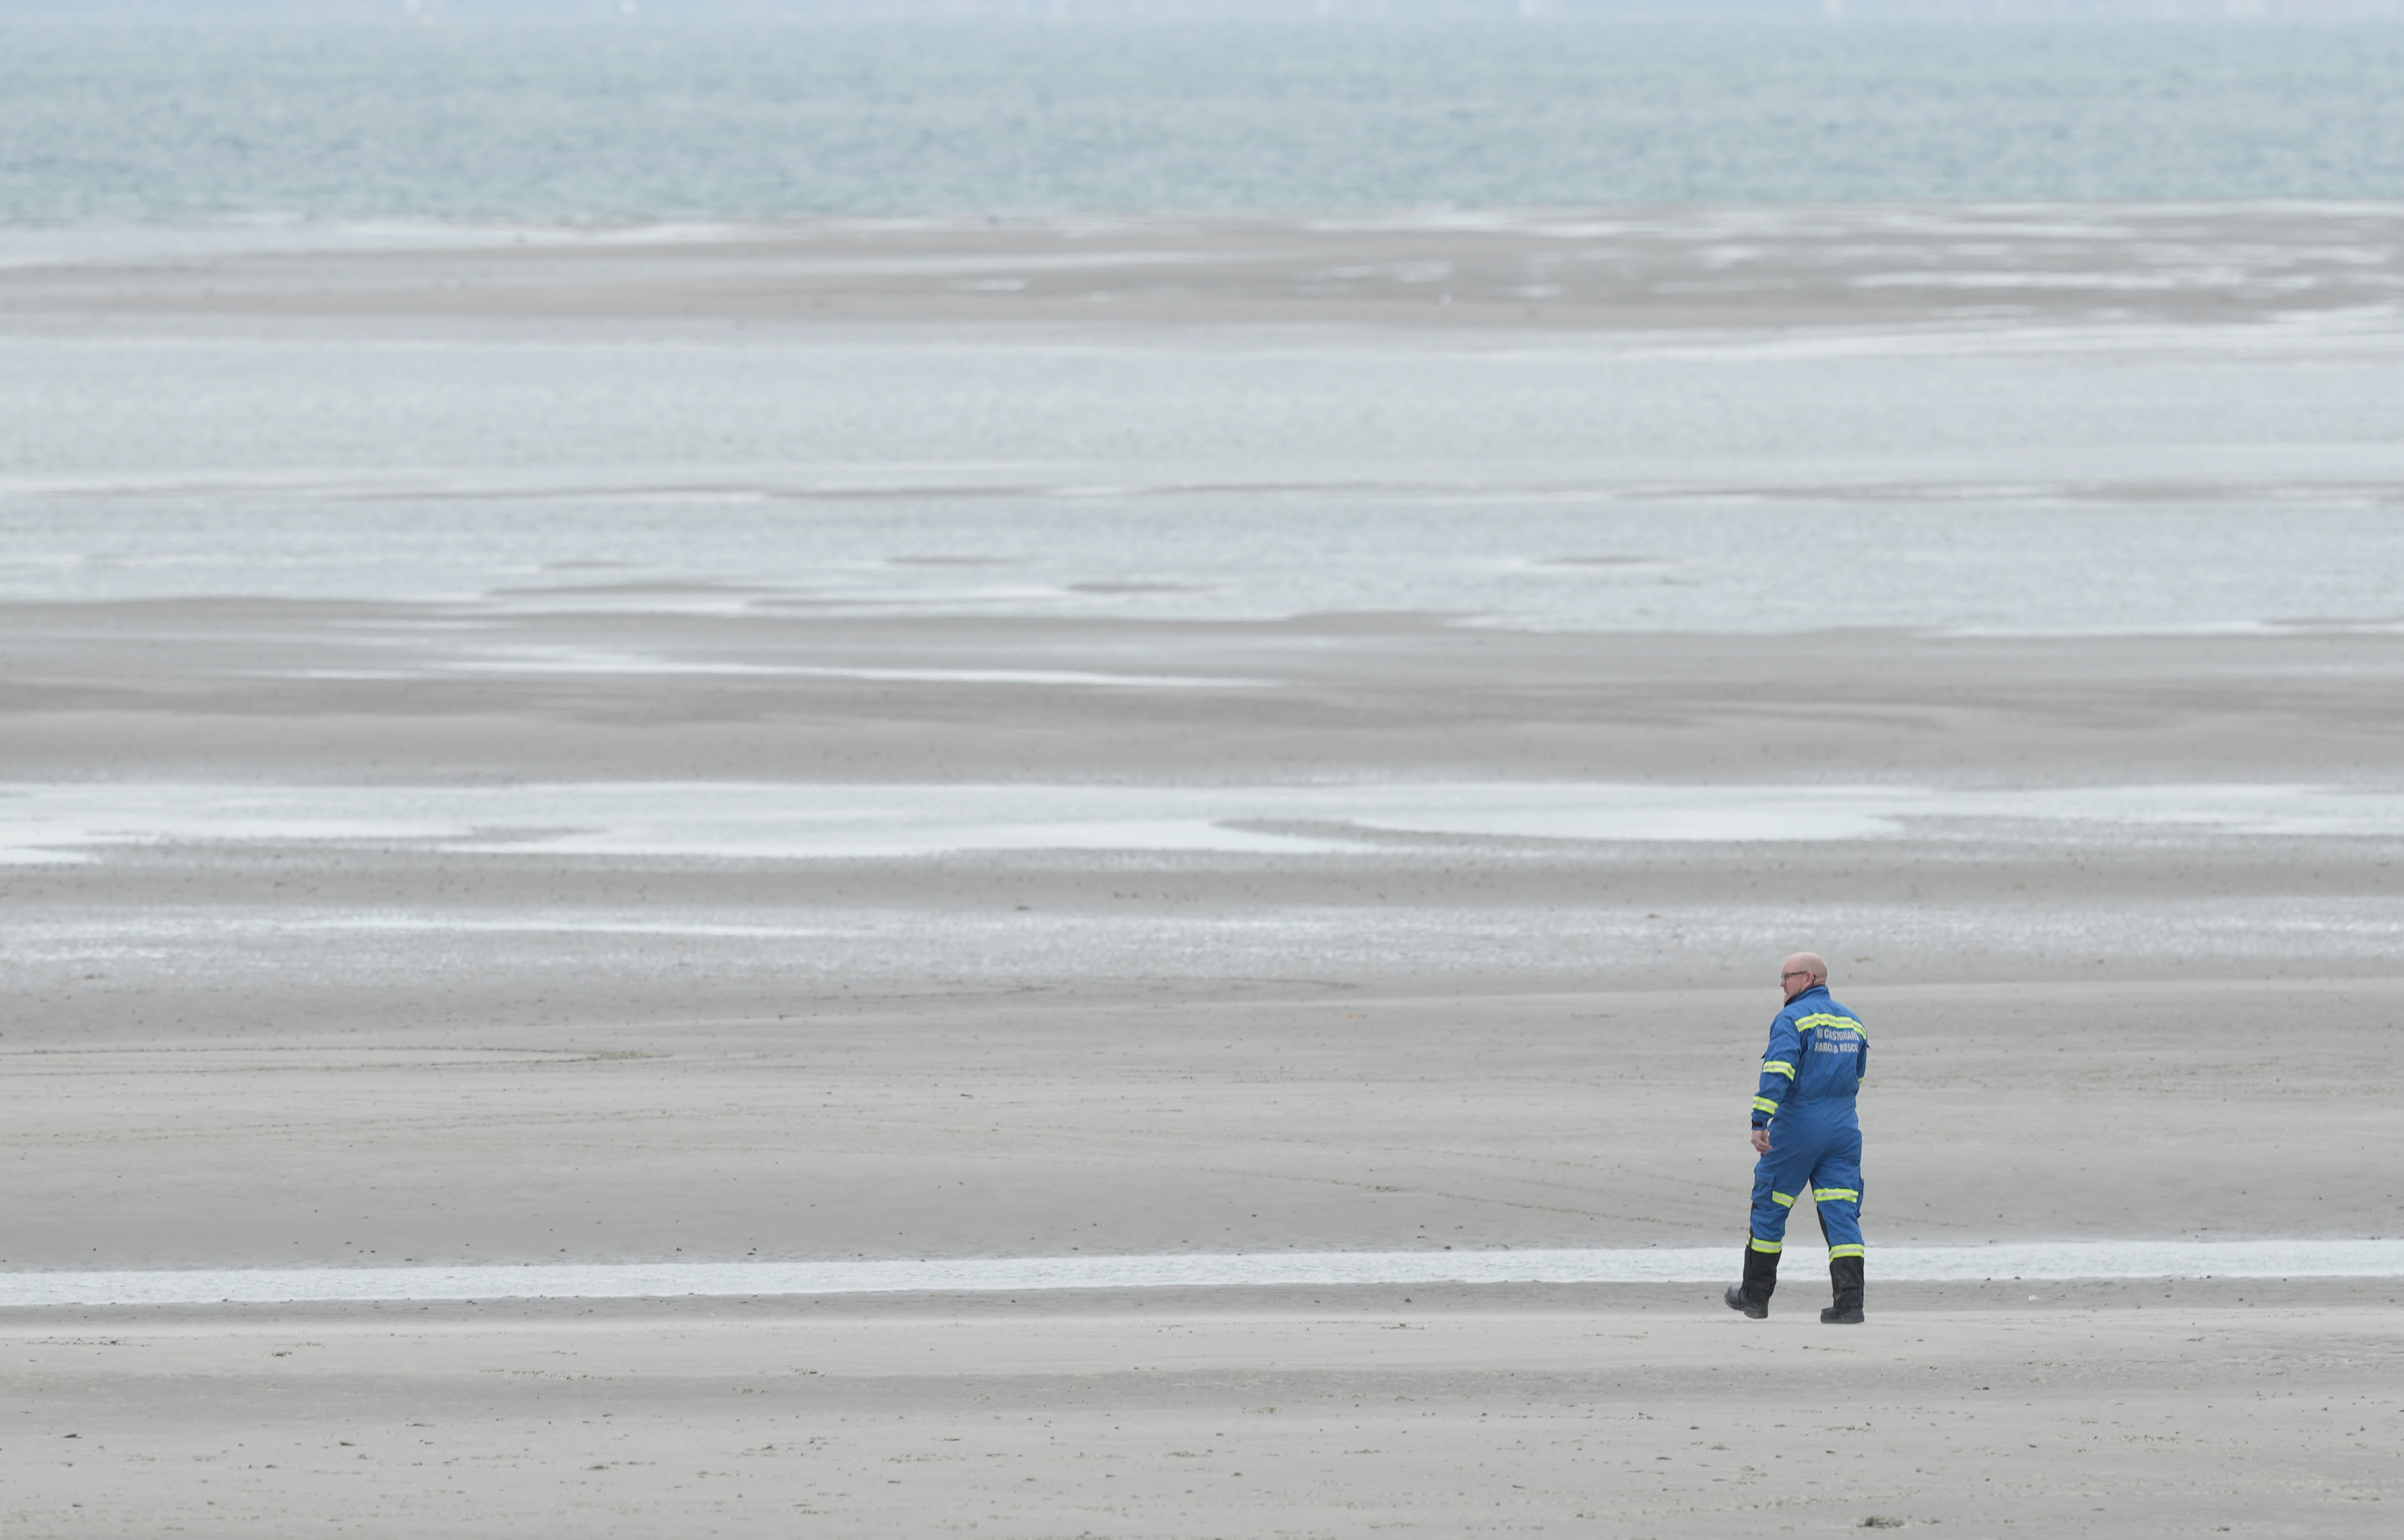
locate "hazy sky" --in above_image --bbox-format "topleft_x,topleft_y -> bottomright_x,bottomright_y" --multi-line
4,1 -> 2401,19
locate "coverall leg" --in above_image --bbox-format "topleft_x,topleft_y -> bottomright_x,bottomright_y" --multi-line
1743,1111 -> 1866,1311
1807,1123 -> 1867,1317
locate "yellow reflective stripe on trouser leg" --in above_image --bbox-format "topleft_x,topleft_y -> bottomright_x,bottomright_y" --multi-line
1814,1188 -> 1860,1203
1771,1191 -> 1795,1208
1762,1060 -> 1796,1079
1828,1243 -> 1865,1259
1751,1097 -> 1780,1116
1748,1238 -> 1783,1255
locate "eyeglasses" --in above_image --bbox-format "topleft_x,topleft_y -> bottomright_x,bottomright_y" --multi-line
1779,970 -> 1812,981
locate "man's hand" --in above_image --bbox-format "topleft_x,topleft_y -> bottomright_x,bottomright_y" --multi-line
1750,1126 -> 1772,1155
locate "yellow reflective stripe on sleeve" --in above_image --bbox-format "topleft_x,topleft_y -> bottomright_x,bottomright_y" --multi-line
1751,1097 -> 1780,1115
1749,1238 -> 1783,1255
1795,1013 -> 1867,1039
1813,1188 -> 1861,1203
1762,1060 -> 1796,1079
1828,1244 -> 1866,1259
1771,1190 -> 1795,1208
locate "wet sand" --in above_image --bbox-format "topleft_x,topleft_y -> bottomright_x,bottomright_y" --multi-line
2,979 -> 2400,1275
4,209 -> 2402,1533
9,202 -> 2402,331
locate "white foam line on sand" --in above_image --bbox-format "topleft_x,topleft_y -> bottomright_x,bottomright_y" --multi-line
15,781 -> 2404,867
6,1242 -> 2399,1308
441,653 -> 1274,687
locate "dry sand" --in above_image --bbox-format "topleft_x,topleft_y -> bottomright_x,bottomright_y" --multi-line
4,210 -> 2402,1534
7,1291 -> 2398,1538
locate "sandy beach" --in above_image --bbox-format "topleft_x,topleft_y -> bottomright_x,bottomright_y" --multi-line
4,208 -> 2402,1534
7,1289 -> 2398,1537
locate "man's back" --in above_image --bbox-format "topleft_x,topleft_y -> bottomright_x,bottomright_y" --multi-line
1768,985 -> 1868,1110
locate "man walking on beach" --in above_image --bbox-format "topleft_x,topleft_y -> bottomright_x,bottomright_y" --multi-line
1725,951 -> 1868,1324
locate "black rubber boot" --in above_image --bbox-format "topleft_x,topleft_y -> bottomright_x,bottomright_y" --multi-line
1724,1245 -> 1778,1319
1820,1255 -> 1865,1324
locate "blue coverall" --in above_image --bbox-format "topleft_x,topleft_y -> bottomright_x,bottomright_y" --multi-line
1747,984 -> 1867,1266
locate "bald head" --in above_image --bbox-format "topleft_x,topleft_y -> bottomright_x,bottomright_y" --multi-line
1780,951 -> 1827,1001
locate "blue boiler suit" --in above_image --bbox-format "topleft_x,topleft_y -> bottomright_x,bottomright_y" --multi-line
1747,985 -> 1867,1266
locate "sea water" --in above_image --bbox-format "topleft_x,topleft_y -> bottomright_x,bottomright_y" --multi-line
6,18 -> 2404,634
4,17 -> 2404,221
